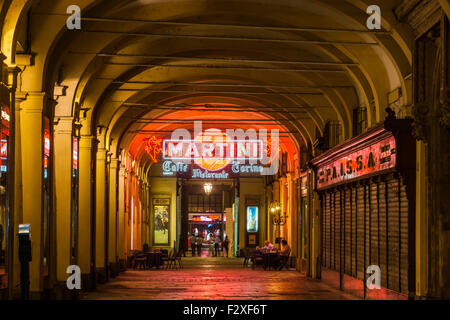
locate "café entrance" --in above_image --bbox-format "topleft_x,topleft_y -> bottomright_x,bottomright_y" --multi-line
181,180 -> 235,257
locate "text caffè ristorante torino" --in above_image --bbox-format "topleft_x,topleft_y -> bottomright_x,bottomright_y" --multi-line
311,119 -> 416,298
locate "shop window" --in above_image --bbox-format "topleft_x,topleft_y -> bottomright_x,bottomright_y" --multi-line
0,105 -> 9,289
324,120 -> 342,148
353,107 -> 368,136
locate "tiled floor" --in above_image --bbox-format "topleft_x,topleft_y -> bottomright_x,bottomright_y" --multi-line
82,257 -> 358,300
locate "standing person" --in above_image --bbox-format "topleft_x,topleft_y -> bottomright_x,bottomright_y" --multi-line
214,235 -> 221,257
190,234 -> 196,256
179,235 -> 187,257
223,236 -> 230,258
208,234 -> 215,257
196,236 -> 203,257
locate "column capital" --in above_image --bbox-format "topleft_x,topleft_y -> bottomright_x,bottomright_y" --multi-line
97,147 -> 107,161
110,157 -> 119,169
7,65 -> 22,90
53,116 -> 73,135
20,91 -> 47,113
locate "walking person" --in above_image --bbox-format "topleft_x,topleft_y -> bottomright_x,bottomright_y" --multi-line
179,235 -> 187,257
190,234 -> 196,256
214,235 -> 221,257
223,236 -> 230,258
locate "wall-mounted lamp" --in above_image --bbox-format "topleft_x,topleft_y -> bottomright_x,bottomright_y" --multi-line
204,183 -> 213,194
270,201 -> 286,226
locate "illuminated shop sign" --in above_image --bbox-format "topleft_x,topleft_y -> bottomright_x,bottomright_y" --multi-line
144,135 -> 163,163
300,174 -> 308,197
144,122 -> 280,178
0,140 -> 7,158
72,137 -> 78,177
163,129 -> 263,166
1,110 -> 9,122
316,135 -> 396,190
246,206 -> 259,232
191,215 -> 221,222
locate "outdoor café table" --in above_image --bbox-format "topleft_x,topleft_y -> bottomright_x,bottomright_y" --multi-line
146,252 -> 162,269
262,252 -> 279,270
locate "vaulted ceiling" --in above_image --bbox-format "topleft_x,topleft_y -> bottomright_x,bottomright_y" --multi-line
1,0 -> 415,173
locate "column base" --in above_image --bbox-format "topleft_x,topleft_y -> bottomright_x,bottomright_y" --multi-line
95,267 -> 107,284
44,281 -> 78,300
109,262 -> 120,278
119,259 -> 127,272
81,272 -> 96,291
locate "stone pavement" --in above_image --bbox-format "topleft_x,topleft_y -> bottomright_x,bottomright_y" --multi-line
82,257 -> 358,300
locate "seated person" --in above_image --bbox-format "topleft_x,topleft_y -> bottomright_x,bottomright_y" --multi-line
277,240 -> 291,270
262,240 -> 274,252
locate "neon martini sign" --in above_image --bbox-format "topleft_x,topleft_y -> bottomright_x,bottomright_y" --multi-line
145,124 -> 280,178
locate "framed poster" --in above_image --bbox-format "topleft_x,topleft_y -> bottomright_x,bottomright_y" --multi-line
246,206 -> 259,233
152,198 -> 170,245
248,234 -> 257,245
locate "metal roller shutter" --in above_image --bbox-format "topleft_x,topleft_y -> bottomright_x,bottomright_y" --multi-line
399,179 -> 409,294
387,178 -> 400,292
370,183 -> 379,268
344,188 -> 351,275
335,190 -> 341,272
331,192 -> 335,270
356,185 -> 365,280
319,176 -> 409,296
378,181 -> 388,288
323,192 -> 331,268
351,187 -> 357,278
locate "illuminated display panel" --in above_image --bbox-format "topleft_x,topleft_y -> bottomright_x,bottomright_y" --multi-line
316,135 -> 396,190
73,137 -> 78,171
43,117 -> 50,179
246,206 -> 258,233
191,215 -> 221,222
153,198 -> 170,245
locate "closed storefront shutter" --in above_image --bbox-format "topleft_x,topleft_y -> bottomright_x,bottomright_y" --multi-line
370,183 -> 379,269
331,192 -> 335,270
378,181 -> 388,288
314,121 -> 414,297
387,178 -> 400,292
356,185 -> 365,280
351,187 -> 357,278
323,192 -> 331,268
399,179 -> 409,294
335,190 -> 341,272
320,177 -> 410,295
344,188 -> 351,275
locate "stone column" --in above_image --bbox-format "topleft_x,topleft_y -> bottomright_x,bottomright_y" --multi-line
8,67 -> 24,298
78,134 -> 94,289
53,116 -> 73,296
108,157 -> 118,276
125,170 -> 131,257
117,164 -> 126,270
95,147 -> 107,283
19,92 -> 45,297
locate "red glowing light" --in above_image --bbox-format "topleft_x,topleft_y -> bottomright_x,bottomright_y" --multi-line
144,136 -> 163,163
0,141 -> 7,158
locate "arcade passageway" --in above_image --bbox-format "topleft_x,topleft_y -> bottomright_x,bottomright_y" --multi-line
82,258 -> 357,300
0,0 -> 450,301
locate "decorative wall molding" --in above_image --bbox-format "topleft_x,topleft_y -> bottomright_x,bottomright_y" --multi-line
395,0 -> 442,38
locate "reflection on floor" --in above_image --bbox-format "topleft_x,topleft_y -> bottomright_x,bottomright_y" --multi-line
0,266 -> 6,289
82,257 -> 358,300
